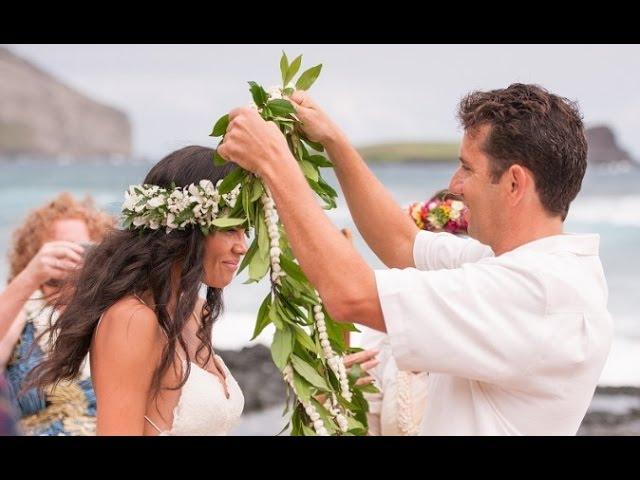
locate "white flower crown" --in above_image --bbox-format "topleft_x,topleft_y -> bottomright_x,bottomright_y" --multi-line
121,179 -> 243,234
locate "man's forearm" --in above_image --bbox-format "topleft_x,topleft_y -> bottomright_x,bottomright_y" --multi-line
324,132 -> 419,268
262,153 -> 385,331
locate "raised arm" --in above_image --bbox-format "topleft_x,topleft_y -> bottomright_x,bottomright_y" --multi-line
290,92 -> 420,269
0,241 -> 84,342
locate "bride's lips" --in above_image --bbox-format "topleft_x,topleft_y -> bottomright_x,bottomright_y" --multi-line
222,260 -> 240,271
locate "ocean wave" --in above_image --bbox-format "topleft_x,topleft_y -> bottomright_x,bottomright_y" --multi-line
568,195 -> 640,227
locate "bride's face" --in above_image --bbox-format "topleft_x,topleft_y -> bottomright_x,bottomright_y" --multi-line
202,228 -> 248,288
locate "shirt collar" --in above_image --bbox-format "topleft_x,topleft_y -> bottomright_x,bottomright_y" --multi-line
506,233 -> 600,256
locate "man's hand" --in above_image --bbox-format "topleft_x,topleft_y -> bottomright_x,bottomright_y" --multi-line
217,108 -> 296,178
289,91 -> 345,148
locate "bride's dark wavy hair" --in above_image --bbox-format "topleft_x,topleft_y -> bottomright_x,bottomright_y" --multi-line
26,145 -> 238,396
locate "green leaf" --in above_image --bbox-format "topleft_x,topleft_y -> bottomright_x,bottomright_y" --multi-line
306,154 -> 333,168
295,64 -> 322,90
213,149 -> 227,166
285,55 -> 302,86
290,409 -> 301,436
301,424 -> 316,436
266,99 -> 296,117
275,299 -> 298,326
248,81 -> 269,107
290,354 -> 330,391
292,372 -> 312,402
210,114 -> 229,137
242,180 -> 252,229
349,363 -> 364,382
248,247 -> 270,281
311,398 -> 338,433
250,180 -> 264,202
210,217 -> 246,228
271,326 -> 293,370
269,302 -> 284,329
341,322 -> 360,333
218,167 -> 246,194
280,51 -> 289,85
346,416 -> 366,434
317,176 -> 338,197
292,324 -> 318,354
324,317 -> 346,351
249,210 -> 269,282
237,237 -> 257,276
251,293 -> 272,340
356,383 -> 380,394
257,210 -> 270,263
301,136 -> 325,153
307,178 -> 337,210
283,87 -> 294,96
279,256 -> 307,284
300,159 -> 319,182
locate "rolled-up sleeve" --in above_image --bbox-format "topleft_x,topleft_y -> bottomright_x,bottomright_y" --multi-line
374,259 -> 547,387
413,230 -> 493,271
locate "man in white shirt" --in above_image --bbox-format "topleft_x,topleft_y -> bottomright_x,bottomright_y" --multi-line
218,83 -> 613,435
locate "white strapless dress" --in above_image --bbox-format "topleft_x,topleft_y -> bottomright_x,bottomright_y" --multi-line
145,354 -> 244,436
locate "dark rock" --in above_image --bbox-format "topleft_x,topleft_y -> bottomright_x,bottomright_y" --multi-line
578,386 -> 640,435
585,125 -> 637,168
218,345 -> 287,413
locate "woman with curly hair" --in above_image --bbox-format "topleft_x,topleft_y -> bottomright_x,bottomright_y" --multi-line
0,192 -> 114,435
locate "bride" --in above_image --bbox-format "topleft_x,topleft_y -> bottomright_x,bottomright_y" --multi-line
27,145 -> 376,435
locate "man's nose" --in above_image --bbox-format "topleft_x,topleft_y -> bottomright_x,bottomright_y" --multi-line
449,168 -> 463,195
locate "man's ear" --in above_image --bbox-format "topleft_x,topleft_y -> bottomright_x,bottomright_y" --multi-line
507,164 -> 530,206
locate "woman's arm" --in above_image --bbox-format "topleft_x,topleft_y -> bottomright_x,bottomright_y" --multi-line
91,301 -> 163,435
0,241 -> 84,342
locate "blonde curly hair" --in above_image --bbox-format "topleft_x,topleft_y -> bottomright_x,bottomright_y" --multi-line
7,192 -> 115,283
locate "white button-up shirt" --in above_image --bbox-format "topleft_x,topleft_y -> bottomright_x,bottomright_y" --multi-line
375,231 -> 613,435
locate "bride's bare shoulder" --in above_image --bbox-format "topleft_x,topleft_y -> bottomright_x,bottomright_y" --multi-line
95,296 -> 162,354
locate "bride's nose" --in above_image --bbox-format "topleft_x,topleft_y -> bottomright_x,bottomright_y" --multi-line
232,236 -> 248,255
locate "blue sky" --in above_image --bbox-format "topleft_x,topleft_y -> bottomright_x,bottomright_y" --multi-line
7,44 -> 640,160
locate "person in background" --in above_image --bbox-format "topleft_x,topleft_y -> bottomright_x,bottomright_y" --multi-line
0,373 -> 19,435
0,192 -> 114,435
361,190 -> 469,435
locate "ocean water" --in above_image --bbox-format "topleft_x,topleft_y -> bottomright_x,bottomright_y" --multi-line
1,160 -> 638,386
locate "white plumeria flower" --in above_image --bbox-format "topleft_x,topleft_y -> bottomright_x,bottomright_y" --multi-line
166,213 -> 178,230
133,216 -> 147,227
451,200 -> 464,211
147,196 -> 165,209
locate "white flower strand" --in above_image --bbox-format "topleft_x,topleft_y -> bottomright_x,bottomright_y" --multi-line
263,189 -> 351,434
283,364 -> 329,436
313,299 -> 352,403
261,191 -> 286,285
396,371 -> 420,436
323,394 -> 349,433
